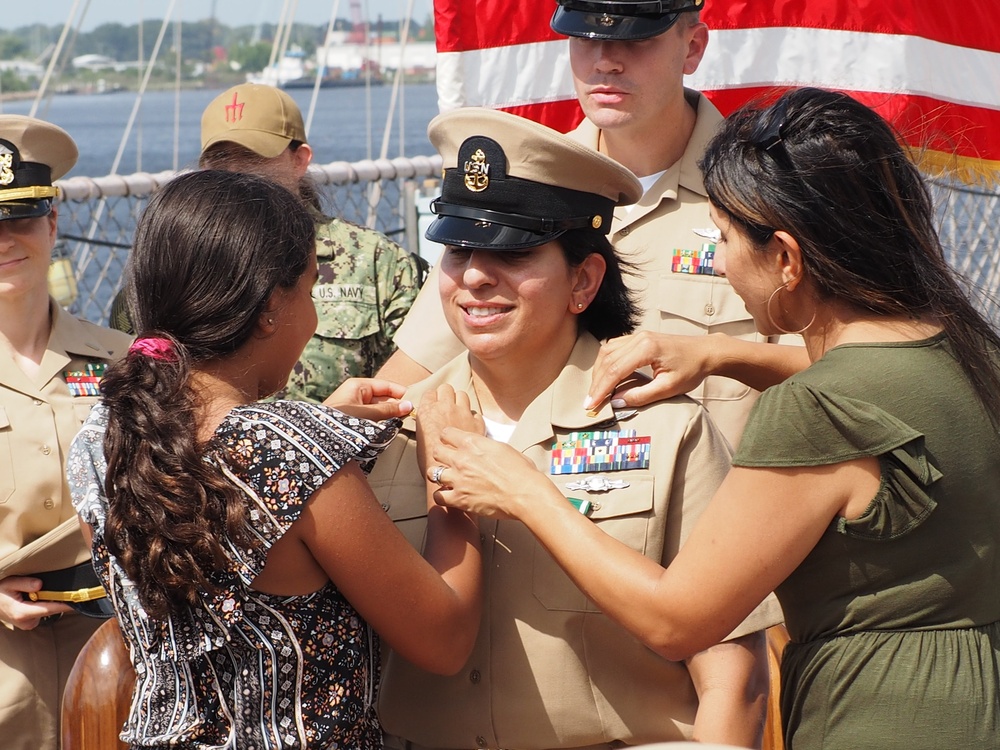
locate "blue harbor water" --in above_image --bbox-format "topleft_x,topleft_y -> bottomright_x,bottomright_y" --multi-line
1,81 -> 442,177
2,82 -> 443,323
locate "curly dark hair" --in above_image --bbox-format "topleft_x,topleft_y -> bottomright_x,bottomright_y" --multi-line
700,86 -> 1000,423
100,169 -> 316,618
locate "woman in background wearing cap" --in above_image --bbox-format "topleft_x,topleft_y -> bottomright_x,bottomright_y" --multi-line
66,169 -> 482,749
0,115 -> 132,750
426,89 -> 1000,749
369,108 -> 780,750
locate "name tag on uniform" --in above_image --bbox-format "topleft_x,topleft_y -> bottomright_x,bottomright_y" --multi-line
63,362 -> 106,397
550,429 -> 651,475
313,283 -> 376,304
672,244 -> 716,275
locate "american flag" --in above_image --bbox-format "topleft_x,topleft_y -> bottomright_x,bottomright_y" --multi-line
433,0 -> 1000,184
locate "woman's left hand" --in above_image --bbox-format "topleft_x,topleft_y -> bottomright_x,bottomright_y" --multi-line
427,426 -> 554,520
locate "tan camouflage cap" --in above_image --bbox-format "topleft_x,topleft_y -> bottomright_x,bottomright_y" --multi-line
201,83 -> 308,159
0,115 -> 78,219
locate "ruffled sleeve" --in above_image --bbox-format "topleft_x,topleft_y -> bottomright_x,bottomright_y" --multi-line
733,382 -> 942,541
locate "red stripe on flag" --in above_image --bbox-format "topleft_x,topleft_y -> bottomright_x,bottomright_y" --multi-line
704,87 -> 1000,181
434,0 -> 562,53
701,1 -> 1000,53
498,101 -> 585,134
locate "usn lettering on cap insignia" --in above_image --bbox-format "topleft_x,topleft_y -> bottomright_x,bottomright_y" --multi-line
550,429 -> 651,475
0,143 -> 14,186
464,148 -> 490,192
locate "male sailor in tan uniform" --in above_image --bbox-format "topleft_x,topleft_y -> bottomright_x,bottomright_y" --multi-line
378,0 -> 803,450
0,115 -> 131,750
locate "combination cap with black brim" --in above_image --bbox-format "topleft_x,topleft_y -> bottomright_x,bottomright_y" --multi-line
28,560 -> 115,619
0,115 -> 78,221
551,0 -> 705,41
426,107 -> 642,251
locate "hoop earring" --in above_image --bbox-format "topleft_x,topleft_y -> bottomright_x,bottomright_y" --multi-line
766,283 -> 816,335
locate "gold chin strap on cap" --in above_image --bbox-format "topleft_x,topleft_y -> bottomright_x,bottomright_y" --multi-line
0,185 -> 58,202
29,586 -> 108,604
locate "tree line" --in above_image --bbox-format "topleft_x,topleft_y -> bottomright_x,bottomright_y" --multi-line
0,16 -> 434,92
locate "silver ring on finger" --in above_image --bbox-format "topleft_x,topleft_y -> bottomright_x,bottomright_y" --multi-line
430,465 -> 446,485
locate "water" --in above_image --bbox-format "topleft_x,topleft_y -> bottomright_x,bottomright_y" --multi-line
0,81 -> 442,178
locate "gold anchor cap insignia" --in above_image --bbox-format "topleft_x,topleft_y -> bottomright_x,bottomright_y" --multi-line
598,14 -> 616,27
464,148 -> 490,192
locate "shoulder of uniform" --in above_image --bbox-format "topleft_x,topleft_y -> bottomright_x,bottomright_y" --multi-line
71,319 -> 133,359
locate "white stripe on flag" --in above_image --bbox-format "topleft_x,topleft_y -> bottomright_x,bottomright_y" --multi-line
436,27 -> 1000,114
693,27 -> 1000,111
436,39 -> 575,111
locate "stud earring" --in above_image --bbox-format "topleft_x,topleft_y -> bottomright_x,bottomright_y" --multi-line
576,303 -> 584,309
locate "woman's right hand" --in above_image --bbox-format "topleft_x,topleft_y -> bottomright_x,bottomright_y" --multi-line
427,426 -> 560,521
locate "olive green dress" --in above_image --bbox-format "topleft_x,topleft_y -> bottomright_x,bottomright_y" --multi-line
733,334 -> 1000,749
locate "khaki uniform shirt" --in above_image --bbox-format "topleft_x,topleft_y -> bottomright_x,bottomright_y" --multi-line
370,335 -> 783,750
391,91 -> 772,449
279,217 -> 424,402
0,301 -> 131,750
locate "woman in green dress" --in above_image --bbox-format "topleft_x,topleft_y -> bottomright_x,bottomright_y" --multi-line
418,87 -> 1000,749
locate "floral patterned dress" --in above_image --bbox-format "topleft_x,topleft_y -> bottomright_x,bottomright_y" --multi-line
67,400 -> 400,749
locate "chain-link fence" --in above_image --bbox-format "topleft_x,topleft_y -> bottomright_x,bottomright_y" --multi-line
54,154 -> 443,325
929,179 -> 1000,323
54,157 -> 1000,328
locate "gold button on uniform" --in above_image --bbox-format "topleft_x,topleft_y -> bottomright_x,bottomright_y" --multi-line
705,303 -> 715,316
43,498 -> 55,510
469,669 -> 481,684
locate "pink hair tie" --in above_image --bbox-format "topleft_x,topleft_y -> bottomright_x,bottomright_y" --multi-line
128,337 -> 177,361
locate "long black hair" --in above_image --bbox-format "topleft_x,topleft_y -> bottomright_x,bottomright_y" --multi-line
700,86 -> 1000,422
100,169 -> 316,618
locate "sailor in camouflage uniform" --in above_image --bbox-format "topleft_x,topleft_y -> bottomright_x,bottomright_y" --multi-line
291,211 -> 424,402
111,83 -> 424,401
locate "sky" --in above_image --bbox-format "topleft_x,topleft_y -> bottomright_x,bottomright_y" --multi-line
0,0 -> 433,31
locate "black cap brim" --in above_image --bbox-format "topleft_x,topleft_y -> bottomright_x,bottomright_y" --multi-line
551,7 -> 681,40
32,560 -> 116,619
425,215 -> 565,251
71,597 -> 116,619
0,198 -> 52,221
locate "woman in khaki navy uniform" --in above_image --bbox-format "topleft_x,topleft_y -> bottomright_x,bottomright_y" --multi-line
378,0 -> 806,451
368,108 -> 782,750
0,115 -> 131,750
